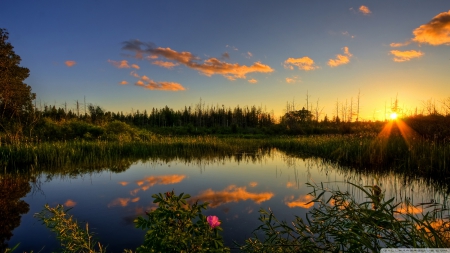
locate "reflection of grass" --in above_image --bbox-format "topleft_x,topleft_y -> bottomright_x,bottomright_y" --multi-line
26,183 -> 450,253
2,134 -> 450,185
240,182 -> 450,252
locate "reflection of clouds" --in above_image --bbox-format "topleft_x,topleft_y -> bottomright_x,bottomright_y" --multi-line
190,185 -> 274,208
284,195 -> 314,208
108,197 -> 140,207
416,219 -> 450,233
249,182 -> 258,187
132,174 -> 186,196
118,181 -> 129,186
329,198 -> 350,210
64,199 -> 77,207
396,203 -> 423,214
286,182 -> 295,188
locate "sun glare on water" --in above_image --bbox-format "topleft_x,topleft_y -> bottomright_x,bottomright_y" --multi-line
390,112 -> 398,120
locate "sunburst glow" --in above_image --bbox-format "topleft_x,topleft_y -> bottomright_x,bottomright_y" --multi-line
390,112 -> 398,120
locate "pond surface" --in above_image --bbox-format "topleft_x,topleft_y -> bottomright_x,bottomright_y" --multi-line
5,149 -> 449,252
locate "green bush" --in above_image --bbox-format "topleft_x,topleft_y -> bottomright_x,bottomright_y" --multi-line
135,190 -> 229,253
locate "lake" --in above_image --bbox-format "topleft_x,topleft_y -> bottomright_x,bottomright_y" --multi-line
4,148 -> 449,252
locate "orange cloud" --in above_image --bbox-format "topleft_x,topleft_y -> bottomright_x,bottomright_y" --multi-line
389,41 -> 411,47
248,78 -> 257,84
249,182 -> 258,187
412,10 -> 450,46
132,174 -> 186,196
108,198 -> 132,207
390,50 -> 424,62
64,199 -> 77,207
329,198 -> 350,210
136,80 -> 186,91
285,76 -> 300,84
118,181 -> 129,186
327,47 -> 352,67
359,5 -> 371,15
108,59 -> 130,68
284,57 -> 319,71
152,60 -> 180,69
122,40 -> 274,80
65,61 -> 76,67
189,185 -> 274,208
286,182 -> 295,188
130,71 -> 186,91
131,64 -> 140,69
284,195 -> 314,208
120,81 -> 128,85
396,203 -> 423,214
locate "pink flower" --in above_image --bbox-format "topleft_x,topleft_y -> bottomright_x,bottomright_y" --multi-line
207,215 -> 221,229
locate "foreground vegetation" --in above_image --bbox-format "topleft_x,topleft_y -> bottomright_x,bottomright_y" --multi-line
15,183 -> 450,252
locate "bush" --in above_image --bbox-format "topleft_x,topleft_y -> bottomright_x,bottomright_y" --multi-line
135,190 -> 229,253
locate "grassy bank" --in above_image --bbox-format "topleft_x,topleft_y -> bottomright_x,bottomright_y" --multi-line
2,133 -> 450,185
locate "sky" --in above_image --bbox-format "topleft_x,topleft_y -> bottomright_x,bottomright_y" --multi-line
2,1 -> 450,121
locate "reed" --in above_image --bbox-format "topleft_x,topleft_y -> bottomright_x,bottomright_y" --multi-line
2,134 -> 449,186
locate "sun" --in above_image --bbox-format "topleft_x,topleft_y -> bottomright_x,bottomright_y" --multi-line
390,112 -> 398,120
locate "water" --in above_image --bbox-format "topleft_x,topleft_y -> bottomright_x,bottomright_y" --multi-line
4,149 -> 449,252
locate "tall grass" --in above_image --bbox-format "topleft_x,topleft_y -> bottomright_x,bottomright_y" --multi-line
2,133 -> 450,187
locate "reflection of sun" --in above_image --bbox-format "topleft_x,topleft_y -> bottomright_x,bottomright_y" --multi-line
390,112 -> 398,120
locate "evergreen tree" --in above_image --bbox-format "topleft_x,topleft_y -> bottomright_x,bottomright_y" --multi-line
0,28 -> 36,140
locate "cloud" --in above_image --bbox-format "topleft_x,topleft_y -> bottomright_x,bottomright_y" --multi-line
120,81 -> 128,85
131,64 -> 140,69
284,195 -> 314,208
390,41 -> 411,47
130,71 -> 186,91
131,174 -> 186,196
244,51 -> 253,59
108,197 -> 140,207
412,10 -> 450,46
396,203 -> 423,214
122,40 -> 274,80
108,59 -> 130,68
65,60 -> 76,67
327,47 -> 352,67
389,50 -> 424,62
342,31 -> 355,39
248,78 -> 258,84
152,60 -> 180,69
64,199 -> 77,207
286,182 -> 295,188
359,5 -> 371,15
226,45 -> 238,51
221,52 -> 230,59
284,56 -> 319,71
189,185 -> 274,208
285,76 -> 300,84
118,181 -> 129,186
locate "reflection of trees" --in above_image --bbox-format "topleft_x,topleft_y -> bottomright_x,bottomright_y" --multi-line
0,174 -> 31,251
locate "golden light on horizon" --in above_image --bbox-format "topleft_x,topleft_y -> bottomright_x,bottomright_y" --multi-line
390,112 -> 398,120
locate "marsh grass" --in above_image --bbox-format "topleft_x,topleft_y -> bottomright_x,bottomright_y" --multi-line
239,182 -> 450,252
2,134 -> 450,187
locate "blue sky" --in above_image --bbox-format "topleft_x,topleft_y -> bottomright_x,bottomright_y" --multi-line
2,1 -> 450,120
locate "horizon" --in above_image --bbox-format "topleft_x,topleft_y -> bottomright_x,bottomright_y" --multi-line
2,1 -> 450,121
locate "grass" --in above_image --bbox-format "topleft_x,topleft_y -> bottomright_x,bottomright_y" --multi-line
26,183 -> 450,253
1,132 -> 450,187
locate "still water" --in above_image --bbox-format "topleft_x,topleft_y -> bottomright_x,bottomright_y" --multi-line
5,149 -> 449,252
